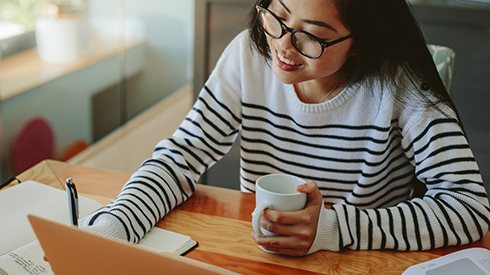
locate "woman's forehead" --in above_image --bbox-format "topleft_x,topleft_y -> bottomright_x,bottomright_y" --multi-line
272,0 -> 345,31
272,0 -> 340,20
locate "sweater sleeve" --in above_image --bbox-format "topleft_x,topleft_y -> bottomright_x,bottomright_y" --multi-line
80,32 -> 247,243
308,106 -> 490,252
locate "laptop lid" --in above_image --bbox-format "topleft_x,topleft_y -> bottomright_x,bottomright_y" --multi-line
28,215 -> 237,275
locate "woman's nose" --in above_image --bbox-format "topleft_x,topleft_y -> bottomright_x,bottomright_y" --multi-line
276,31 -> 296,52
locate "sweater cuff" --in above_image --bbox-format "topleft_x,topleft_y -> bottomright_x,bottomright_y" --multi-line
307,206 -> 340,254
81,211 -> 130,242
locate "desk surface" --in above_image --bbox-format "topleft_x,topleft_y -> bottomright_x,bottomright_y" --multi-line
15,160 -> 490,275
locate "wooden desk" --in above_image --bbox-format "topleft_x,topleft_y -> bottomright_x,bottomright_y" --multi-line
15,160 -> 490,275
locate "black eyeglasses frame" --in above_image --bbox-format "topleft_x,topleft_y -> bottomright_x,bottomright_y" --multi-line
256,5 -> 353,59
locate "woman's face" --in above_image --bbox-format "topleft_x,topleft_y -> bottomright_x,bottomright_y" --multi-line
265,0 -> 354,86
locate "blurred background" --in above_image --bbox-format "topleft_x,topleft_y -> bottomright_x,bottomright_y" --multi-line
0,0 -> 196,178
0,0 -> 489,195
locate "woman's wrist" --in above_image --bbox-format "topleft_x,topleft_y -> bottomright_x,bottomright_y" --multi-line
307,205 -> 341,254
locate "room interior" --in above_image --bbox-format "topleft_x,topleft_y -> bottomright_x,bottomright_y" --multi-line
0,0 -> 489,195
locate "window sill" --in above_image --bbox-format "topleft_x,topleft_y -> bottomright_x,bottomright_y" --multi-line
0,37 -> 144,102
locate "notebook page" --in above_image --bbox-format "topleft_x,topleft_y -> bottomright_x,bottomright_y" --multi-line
137,227 -> 197,255
0,181 -> 104,256
0,240 -> 53,275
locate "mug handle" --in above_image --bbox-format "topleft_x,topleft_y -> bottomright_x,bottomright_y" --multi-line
252,201 -> 271,238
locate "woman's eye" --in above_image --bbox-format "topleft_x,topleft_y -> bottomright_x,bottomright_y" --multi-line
305,34 -> 318,42
274,13 -> 287,21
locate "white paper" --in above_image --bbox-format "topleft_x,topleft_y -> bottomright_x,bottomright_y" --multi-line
403,247 -> 490,275
0,181 -> 104,256
0,240 -> 52,275
137,227 -> 196,255
0,180 -> 197,275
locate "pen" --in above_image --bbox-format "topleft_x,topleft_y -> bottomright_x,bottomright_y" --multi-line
66,178 -> 79,226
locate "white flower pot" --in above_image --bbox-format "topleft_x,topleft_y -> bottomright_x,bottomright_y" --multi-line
35,16 -> 91,64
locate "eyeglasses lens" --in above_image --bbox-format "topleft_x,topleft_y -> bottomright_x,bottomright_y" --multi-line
293,32 -> 322,58
259,9 -> 282,38
258,8 -> 322,58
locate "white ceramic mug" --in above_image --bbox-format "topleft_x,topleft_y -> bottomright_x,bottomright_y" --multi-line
252,174 -> 307,238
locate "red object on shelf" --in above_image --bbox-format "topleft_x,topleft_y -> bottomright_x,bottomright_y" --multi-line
13,117 -> 56,174
60,140 -> 89,161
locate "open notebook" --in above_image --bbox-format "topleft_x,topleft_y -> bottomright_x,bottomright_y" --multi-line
0,181 -> 198,274
25,215 -> 237,275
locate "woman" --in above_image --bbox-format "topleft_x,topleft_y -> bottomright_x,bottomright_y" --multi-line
83,0 -> 490,257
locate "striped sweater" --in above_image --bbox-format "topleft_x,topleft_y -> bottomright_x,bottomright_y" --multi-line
83,31 -> 490,253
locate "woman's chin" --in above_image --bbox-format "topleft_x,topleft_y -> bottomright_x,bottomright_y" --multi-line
272,68 -> 301,85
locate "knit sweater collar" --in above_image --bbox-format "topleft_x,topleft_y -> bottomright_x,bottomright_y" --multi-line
286,82 -> 359,114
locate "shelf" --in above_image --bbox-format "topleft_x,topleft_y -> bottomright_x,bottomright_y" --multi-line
0,37 -> 143,101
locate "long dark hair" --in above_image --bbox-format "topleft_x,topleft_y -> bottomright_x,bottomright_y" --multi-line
248,0 -> 459,118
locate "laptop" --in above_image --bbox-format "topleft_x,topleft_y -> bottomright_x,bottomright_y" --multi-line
28,215 -> 238,275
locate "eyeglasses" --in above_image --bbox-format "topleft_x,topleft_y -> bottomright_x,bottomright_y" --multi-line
256,5 -> 353,59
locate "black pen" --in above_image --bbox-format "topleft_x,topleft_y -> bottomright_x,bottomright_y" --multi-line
66,178 -> 79,226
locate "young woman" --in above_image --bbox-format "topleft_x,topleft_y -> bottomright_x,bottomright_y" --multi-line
82,0 -> 490,257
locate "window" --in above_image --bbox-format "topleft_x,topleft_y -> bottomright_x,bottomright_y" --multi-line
0,0 -> 53,57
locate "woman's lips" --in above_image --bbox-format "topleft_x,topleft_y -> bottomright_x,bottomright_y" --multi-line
275,51 -> 302,72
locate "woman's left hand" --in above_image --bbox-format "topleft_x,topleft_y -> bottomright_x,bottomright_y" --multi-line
251,181 -> 323,256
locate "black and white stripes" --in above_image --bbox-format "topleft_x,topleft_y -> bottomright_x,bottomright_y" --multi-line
239,99 -> 415,211
83,30 -> 489,252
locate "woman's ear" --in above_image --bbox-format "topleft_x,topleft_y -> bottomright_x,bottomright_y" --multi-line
349,47 -> 358,57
